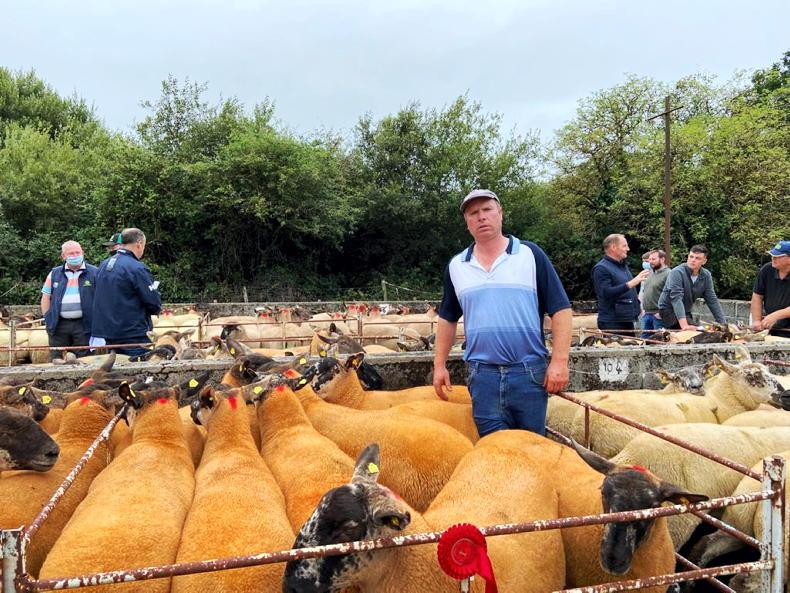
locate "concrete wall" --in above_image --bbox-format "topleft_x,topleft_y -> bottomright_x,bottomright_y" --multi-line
2,342 -> 787,397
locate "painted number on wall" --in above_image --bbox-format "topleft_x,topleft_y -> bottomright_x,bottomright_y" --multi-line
598,358 -> 629,382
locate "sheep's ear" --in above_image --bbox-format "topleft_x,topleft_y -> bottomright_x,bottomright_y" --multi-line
655,369 -> 673,385
345,353 -> 365,370
352,444 -> 382,485
659,482 -> 709,506
701,360 -> 718,379
180,373 -> 210,399
199,385 -> 218,409
712,354 -> 738,375
570,439 -> 616,475
733,346 -> 751,362
247,376 -> 275,403
178,328 -> 196,340
118,382 -> 141,408
99,352 -> 116,373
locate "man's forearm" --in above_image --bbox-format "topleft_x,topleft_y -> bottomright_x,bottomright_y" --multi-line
750,294 -> 764,324
40,294 -> 51,315
549,308 -> 572,363
433,318 -> 457,368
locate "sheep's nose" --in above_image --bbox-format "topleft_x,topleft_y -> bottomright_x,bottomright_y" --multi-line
46,443 -> 60,459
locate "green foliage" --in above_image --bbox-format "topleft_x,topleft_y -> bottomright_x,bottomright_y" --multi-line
0,55 -> 787,305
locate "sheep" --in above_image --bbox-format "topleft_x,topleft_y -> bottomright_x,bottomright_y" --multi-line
0,407 -> 59,472
247,376 -> 357,532
722,408 -> 790,427
0,387 -> 120,577
556,350 -> 786,458
294,370 -> 474,513
283,442 -> 567,593
312,353 -> 471,407
611,423 -> 790,550
171,385 -> 293,593
39,381 -> 195,593
692,450 -> 790,593
0,384 -> 51,423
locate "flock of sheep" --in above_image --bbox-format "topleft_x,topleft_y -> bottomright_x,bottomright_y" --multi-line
1,309 -> 789,593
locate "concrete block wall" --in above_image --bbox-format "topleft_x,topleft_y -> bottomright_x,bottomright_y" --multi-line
1,342 -> 787,399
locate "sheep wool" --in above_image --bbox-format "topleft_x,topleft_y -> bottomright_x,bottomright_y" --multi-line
39,383 -> 195,593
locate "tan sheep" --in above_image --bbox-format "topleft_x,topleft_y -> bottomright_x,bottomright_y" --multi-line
611,423 -> 790,550
481,430 -> 699,592
39,382 -> 195,593
171,385 -> 293,593
312,353 -> 471,407
247,378 -> 356,532
294,371 -> 474,513
722,408 -> 790,427
283,442 -> 567,593
0,387 -> 119,577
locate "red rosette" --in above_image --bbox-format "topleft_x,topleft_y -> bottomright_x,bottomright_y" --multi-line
437,523 -> 498,593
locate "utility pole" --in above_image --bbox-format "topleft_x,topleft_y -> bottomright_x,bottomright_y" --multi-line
648,96 -> 683,265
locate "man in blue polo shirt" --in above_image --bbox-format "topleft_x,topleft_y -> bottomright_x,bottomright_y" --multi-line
91,228 -> 162,357
433,189 -> 572,436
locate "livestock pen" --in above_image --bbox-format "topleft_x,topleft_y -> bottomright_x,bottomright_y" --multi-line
1,391 -> 785,593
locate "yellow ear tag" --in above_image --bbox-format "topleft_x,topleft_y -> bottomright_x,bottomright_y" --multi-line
230,347 -> 236,355
658,375 -> 668,385
319,350 -> 326,357
679,497 -> 690,505
238,364 -> 244,372
734,351 -> 743,360
298,378 -> 308,385
42,395 -> 52,404
389,516 -> 400,527
18,387 -> 26,395
188,379 -> 199,388
128,387 -> 137,399
299,358 -> 307,365
367,462 -> 379,474
253,386 -> 263,394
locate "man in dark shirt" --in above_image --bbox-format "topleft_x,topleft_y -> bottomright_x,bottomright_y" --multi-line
592,234 -> 650,333
751,241 -> 790,338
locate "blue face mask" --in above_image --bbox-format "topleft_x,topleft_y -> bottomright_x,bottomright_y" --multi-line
66,255 -> 84,267
642,261 -> 652,271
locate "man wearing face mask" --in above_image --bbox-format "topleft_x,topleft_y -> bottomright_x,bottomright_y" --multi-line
41,240 -> 98,362
91,227 -> 162,357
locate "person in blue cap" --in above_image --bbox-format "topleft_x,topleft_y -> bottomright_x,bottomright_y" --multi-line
751,241 -> 790,338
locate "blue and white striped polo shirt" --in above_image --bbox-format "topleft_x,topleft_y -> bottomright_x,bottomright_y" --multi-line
438,236 -> 570,364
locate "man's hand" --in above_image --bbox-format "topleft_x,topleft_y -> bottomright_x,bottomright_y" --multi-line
750,321 -> 763,332
544,359 -> 569,394
761,311 -> 781,329
433,366 -> 452,401
628,269 -> 651,288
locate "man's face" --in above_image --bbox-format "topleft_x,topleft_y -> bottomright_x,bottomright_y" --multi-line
648,252 -> 663,270
686,251 -> 707,273
61,244 -> 83,261
771,254 -> 789,272
463,198 -> 503,242
609,237 -> 629,261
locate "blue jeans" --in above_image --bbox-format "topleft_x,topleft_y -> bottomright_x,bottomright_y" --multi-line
640,313 -> 664,339
466,359 -> 549,437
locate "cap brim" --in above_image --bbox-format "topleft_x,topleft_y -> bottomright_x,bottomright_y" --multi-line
102,242 -> 115,247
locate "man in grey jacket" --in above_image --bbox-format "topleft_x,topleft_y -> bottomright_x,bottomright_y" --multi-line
658,245 -> 727,329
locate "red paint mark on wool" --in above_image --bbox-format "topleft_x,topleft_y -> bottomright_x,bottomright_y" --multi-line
79,397 -> 91,405
629,465 -> 648,473
284,369 -> 298,378
275,385 -> 285,392
157,398 -> 169,405
228,397 -> 238,410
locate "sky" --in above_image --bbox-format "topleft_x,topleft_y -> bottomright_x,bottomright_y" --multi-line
2,0 -> 788,143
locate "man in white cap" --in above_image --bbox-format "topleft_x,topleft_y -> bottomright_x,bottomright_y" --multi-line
433,189 -> 572,436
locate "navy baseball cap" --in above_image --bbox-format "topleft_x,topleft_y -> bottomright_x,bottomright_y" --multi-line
768,241 -> 790,257
460,189 -> 500,212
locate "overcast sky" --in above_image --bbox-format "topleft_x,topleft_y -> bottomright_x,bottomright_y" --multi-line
3,0 -> 787,142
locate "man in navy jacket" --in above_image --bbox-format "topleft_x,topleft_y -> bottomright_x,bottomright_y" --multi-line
592,234 -> 650,333
40,241 -> 98,361
91,228 -> 161,356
